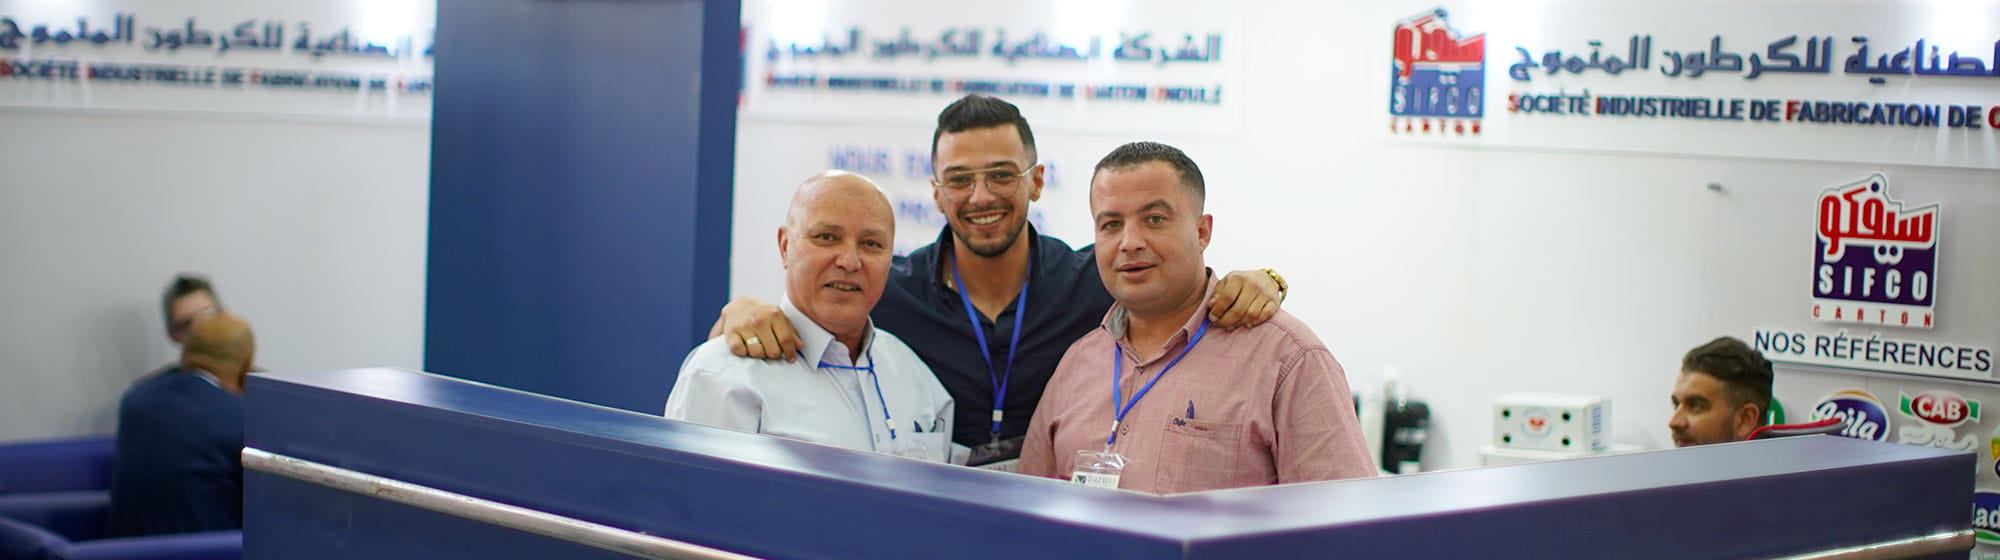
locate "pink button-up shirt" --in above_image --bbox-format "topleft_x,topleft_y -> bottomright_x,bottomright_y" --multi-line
1020,279 -> 1377,494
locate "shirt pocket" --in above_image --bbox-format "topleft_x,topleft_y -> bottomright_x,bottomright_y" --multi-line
889,431 -> 952,463
1156,416 -> 1245,494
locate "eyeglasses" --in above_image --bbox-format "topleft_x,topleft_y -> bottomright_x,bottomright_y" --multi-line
169,306 -> 219,335
932,163 -> 1038,199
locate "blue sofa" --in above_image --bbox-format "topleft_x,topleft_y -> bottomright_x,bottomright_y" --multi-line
0,516 -> 240,560
0,436 -> 114,495
0,436 -> 240,560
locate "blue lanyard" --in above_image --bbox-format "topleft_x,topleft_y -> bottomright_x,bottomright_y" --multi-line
815,349 -> 897,441
1107,319 -> 1210,448
951,253 -> 1030,442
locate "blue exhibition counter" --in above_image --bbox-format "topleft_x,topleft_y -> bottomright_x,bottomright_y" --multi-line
244,368 -> 1972,559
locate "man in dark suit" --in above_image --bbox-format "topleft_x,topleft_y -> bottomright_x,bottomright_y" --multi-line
106,313 -> 253,536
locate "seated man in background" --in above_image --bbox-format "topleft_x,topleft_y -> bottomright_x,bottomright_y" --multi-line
107,313 -> 254,536
1019,142 -> 1375,494
665,171 -> 955,462
1668,336 -> 1774,447
144,274 -> 224,377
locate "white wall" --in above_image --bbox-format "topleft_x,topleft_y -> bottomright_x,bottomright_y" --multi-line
733,0 -> 2000,469
0,108 -> 429,441
0,0 -> 434,442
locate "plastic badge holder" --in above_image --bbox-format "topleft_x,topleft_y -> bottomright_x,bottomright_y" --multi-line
1071,449 -> 1127,489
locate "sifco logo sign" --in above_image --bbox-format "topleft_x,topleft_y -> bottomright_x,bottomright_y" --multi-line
1389,8 -> 1484,135
1812,174 -> 1939,329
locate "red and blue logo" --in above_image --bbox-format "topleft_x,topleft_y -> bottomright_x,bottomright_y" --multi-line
1812,174 -> 1939,329
1389,8 -> 1484,135
1811,390 -> 1890,442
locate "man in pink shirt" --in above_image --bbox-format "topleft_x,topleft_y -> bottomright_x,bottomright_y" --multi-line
1019,141 -> 1376,494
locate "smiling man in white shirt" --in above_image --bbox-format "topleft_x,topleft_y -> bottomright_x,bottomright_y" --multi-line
665,171 -> 955,462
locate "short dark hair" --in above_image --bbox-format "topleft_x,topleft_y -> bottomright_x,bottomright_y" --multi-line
162,273 -> 218,327
930,94 -> 1037,166
1681,336 -> 1774,426
1091,141 -> 1206,204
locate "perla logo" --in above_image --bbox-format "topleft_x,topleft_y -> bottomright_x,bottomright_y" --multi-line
1975,492 -> 2000,543
1811,390 -> 1890,442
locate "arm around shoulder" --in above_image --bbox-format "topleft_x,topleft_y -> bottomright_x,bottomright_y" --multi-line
1208,269 -> 1285,329
712,296 -> 803,360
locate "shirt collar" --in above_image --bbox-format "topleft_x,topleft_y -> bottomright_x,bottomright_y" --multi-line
1103,268 -> 1218,353
780,298 -> 874,366
182,367 -> 225,390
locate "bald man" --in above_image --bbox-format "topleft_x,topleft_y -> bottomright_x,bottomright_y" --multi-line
107,313 -> 254,536
665,171 -> 956,463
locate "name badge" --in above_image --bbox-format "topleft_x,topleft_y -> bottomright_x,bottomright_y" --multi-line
1071,449 -> 1128,489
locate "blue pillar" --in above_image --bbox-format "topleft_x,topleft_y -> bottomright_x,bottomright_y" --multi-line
425,0 -> 738,413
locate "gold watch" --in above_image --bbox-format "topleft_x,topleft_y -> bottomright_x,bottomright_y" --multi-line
1262,268 -> 1288,301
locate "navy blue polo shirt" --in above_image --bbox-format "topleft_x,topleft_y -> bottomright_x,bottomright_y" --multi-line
876,226 -> 1114,448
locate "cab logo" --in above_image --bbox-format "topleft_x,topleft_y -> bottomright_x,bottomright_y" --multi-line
1811,390 -> 1890,442
1899,390 -> 1980,451
1903,390 -> 1980,427
1977,492 -> 2000,544
1389,8 -> 1485,135
1812,174 -> 1940,329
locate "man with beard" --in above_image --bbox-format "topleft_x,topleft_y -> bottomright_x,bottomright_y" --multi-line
1668,337 -> 1774,447
710,95 -> 1287,468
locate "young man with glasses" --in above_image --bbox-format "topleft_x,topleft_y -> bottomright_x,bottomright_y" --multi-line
129,274 -> 226,385
163,274 -> 222,349
712,94 -> 1287,468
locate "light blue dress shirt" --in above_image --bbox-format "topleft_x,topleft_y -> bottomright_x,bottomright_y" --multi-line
664,300 -> 955,462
